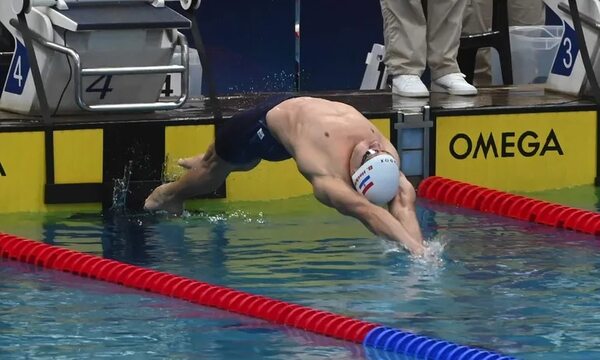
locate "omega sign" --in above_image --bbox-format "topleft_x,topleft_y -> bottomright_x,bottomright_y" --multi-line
449,129 -> 564,159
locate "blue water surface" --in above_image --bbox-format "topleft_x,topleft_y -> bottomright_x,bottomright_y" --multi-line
1,186 -> 600,360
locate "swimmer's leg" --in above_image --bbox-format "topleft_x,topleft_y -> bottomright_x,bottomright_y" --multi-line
144,144 -> 259,214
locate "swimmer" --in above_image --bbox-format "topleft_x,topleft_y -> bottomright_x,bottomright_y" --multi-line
144,96 -> 425,256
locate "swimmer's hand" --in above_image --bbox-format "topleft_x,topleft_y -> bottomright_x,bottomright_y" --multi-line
415,238 -> 446,264
402,239 -> 426,258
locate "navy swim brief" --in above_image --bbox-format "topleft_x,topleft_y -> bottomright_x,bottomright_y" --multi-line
215,94 -> 294,165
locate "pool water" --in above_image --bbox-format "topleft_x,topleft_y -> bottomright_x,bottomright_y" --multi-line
1,185 -> 600,360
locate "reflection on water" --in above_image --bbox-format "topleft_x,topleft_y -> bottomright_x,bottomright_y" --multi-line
1,195 -> 600,359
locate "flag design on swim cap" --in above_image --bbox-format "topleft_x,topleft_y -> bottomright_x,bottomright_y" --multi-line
358,166 -> 374,194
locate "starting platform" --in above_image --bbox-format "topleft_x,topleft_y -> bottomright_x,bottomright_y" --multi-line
0,0 -> 598,214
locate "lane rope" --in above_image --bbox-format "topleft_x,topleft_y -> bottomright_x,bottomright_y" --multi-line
418,176 -> 600,235
0,233 -> 515,359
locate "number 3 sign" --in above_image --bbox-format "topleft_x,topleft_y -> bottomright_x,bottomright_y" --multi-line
551,23 -> 580,77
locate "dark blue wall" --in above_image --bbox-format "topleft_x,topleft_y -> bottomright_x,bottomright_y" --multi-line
196,0 -> 297,95
194,0 -> 383,95
299,0 -> 383,91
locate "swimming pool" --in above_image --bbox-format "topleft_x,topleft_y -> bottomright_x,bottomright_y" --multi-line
1,187 -> 600,359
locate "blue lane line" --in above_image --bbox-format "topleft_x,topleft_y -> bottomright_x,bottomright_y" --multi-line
363,326 -> 517,360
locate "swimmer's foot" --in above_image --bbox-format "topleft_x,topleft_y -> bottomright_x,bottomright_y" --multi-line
177,154 -> 205,170
144,183 -> 184,215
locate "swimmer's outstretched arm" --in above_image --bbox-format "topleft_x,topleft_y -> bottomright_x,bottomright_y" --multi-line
311,176 -> 425,256
388,173 -> 424,245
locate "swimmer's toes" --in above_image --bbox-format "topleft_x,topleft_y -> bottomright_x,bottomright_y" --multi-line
177,154 -> 204,169
177,158 -> 193,169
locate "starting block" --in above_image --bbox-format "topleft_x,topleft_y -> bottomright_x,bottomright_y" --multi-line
544,0 -> 600,97
360,43 -> 388,90
0,0 -> 194,115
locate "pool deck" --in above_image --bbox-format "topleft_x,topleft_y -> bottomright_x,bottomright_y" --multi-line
0,85 -> 595,129
0,85 -> 597,213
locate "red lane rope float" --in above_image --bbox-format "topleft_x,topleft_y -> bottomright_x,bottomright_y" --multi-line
418,176 -> 600,235
0,233 -> 376,343
0,233 -> 516,359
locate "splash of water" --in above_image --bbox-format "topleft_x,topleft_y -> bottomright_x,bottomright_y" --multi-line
383,233 -> 448,266
418,235 -> 447,266
110,160 -> 133,214
180,209 -> 266,224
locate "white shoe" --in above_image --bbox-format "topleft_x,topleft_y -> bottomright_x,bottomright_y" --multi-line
431,73 -> 478,96
392,75 -> 430,98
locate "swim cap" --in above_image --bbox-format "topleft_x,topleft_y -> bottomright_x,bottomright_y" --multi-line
351,153 -> 400,205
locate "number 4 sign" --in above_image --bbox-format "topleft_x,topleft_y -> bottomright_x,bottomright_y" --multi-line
161,74 -> 182,98
4,40 -> 30,95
